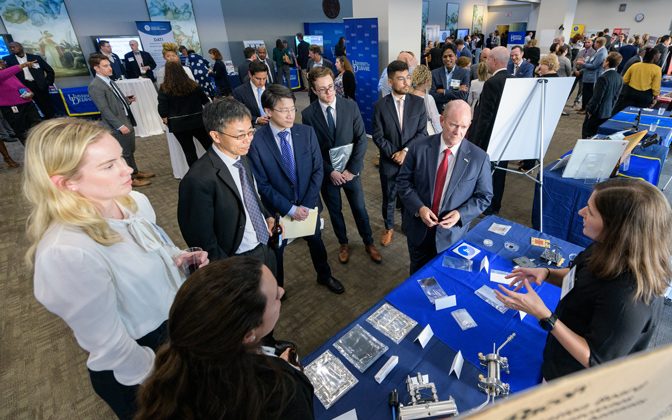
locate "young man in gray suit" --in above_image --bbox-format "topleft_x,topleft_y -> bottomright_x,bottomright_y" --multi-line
88,53 -> 154,187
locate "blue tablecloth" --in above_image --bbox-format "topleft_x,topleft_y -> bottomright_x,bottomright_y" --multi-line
305,216 -> 583,419
662,76 -> 672,89
598,119 -> 672,147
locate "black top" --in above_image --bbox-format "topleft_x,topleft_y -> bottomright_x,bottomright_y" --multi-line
334,44 -> 346,57
259,356 -> 315,420
429,47 -> 443,70
157,86 -> 210,133
542,245 -> 663,380
524,46 -> 541,67
211,59 -> 231,95
342,70 -> 356,100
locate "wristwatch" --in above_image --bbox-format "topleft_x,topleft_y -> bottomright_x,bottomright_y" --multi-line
539,313 -> 558,331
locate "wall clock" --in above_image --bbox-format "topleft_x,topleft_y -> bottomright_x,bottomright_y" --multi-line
323,0 -> 340,19
634,13 -> 645,23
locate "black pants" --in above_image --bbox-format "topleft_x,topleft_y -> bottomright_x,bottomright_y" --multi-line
274,218 -> 331,287
321,177 -> 373,245
380,168 -> 401,230
582,114 -> 608,138
238,243 -> 277,279
23,81 -> 55,119
490,161 -> 508,212
581,82 -> 594,110
173,127 -> 212,167
112,128 -> 138,173
0,103 -> 41,144
88,321 -> 167,420
408,228 -> 436,275
612,86 -> 654,116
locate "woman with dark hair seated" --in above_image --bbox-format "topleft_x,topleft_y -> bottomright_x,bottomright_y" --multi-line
158,61 -> 212,166
496,178 -> 671,381
136,257 -> 315,420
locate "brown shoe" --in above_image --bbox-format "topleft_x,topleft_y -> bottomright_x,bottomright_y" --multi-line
131,178 -> 151,187
380,229 -> 394,247
365,244 -> 382,263
135,171 -> 155,179
338,244 -> 350,264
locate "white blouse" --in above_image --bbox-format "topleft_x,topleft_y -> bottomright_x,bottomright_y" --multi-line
34,191 -> 184,386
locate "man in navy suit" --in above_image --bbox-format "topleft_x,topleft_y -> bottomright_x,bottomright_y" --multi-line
302,66 -> 382,265
123,40 -> 157,81
398,100 -> 493,274
429,44 -> 470,112
507,46 -> 534,78
373,60 -> 428,247
248,84 -> 344,294
582,52 -> 623,138
97,40 -> 124,80
233,61 -> 270,126
4,42 -> 55,119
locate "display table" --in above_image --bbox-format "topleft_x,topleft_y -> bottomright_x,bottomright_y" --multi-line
305,216 -> 582,419
116,78 -> 163,137
603,106 -> 672,147
662,76 -> 672,89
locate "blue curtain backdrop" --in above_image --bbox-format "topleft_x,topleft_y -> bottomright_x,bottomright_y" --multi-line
344,17 -> 379,134
303,22 -> 345,63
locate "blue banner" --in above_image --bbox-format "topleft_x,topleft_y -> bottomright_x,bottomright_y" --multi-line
303,22 -> 345,63
508,31 -> 526,46
344,18 -> 379,134
59,86 -> 100,116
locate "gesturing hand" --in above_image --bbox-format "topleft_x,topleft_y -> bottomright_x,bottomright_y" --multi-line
494,279 -> 552,320
505,267 -> 548,291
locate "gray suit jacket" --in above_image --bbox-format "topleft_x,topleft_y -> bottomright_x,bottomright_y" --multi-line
88,76 -> 134,131
397,135 -> 493,252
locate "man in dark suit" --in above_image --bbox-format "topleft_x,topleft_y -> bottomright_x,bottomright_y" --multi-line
302,66 -> 382,265
4,42 -> 55,119
616,39 -> 638,74
248,84 -> 344,294
96,40 -> 124,80
238,47 -> 257,83
429,44 -> 470,112
233,61 -> 270,126
582,52 -> 623,138
87,54 -> 153,187
306,45 -> 335,103
506,46 -> 534,78
373,60 -> 428,247
296,33 -> 310,89
177,98 -> 276,273
256,45 -> 276,84
123,40 -> 156,81
398,100 -> 492,274
470,47 -> 490,80
469,46 -> 509,214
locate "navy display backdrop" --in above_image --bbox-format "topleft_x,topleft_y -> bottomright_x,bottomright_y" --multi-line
344,17 -> 379,134
303,22 -> 345,63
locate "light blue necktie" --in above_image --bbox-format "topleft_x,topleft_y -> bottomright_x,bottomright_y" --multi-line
256,87 -> 264,116
277,130 -> 297,186
233,160 -> 270,244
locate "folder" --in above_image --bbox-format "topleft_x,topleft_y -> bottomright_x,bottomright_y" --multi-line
281,207 -> 318,239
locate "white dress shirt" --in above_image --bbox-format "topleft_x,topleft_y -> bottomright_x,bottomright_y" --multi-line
15,54 -> 34,81
435,139 -> 462,211
34,191 -> 184,386
391,91 -> 405,130
211,146 -> 261,254
319,97 -> 337,127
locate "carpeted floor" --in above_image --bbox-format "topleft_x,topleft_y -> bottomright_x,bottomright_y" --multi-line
1,91 -> 670,419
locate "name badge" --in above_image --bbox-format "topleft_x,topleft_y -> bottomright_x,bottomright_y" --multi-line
11,106 -> 19,113
450,78 -> 461,89
560,266 -> 576,300
128,57 -> 135,62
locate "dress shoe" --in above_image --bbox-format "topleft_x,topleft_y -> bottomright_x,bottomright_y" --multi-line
380,229 -> 394,247
365,244 -> 382,263
131,178 -> 151,187
135,171 -> 155,179
338,244 -> 350,264
318,276 -> 345,294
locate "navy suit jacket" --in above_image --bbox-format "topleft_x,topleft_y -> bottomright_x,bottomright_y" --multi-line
248,124 -> 324,216
587,69 -> 623,119
123,50 -> 157,81
233,82 -> 263,123
2,53 -> 55,90
469,69 -> 509,151
397,135 -> 493,252
372,93 -> 428,176
301,96 -> 367,176
429,66 -> 470,110
506,60 -> 534,78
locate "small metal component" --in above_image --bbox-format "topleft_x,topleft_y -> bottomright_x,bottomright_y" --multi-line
398,373 -> 459,419
483,239 -> 493,247
477,333 -> 516,403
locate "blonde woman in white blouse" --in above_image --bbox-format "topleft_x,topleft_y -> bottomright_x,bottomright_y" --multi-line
468,61 -> 490,112
410,64 -> 442,134
23,118 -> 208,419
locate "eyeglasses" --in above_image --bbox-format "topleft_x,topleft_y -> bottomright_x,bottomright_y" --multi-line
315,84 -> 335,94
272,107 -> 297,114
219,129 -> 256,141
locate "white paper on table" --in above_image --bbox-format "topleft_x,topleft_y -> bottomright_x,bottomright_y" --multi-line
331,409 -> 358,420
562,139 -> 628,180
488,222 -> 512,235
281,207 -> 318,239
490,269 -> 511,284
449,350 -> 464,379
480,256 -> 490,274
435,295 -> 456,310
415,324 -> 434,348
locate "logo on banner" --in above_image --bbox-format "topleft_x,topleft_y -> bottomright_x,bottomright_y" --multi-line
67,93 -> 93,106
144,25 -> 151,31
352,60 -> 370,72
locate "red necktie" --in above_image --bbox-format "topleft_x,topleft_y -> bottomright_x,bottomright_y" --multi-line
432,149 -> 451,215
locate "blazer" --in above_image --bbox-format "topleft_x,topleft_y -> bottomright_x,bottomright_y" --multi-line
372,93 -> 428,176
232,82 -> 264,122
582,47 -> 608,84
587,69 -> 623,119
259,57 -> 276,84
429,66 -> 470,109
469,69 -> 508,151
238,59 -> 254,83
177,149 -> 269,260
397,135 -> 493,252
297,40 -> 310,69
211,59 -> 231,94
157,86 -> 210,133
88,76 -> 135,131
301,96 -> 367,176
506,60 -> 534,78
307,58 -> 335,73
123,50 -> 157,81
2,53 -> 55,90
617,44 -> 638,73
248,123 -> 324,216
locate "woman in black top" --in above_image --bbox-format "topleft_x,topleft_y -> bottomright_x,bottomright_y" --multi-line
208,47 -> 231,96
158,61 -> 212,166
334,56 -> 356,100
136,257 -> 315,420
334,36 -> 347,57
524,38 -> 541,67
496,178 -> 671,381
